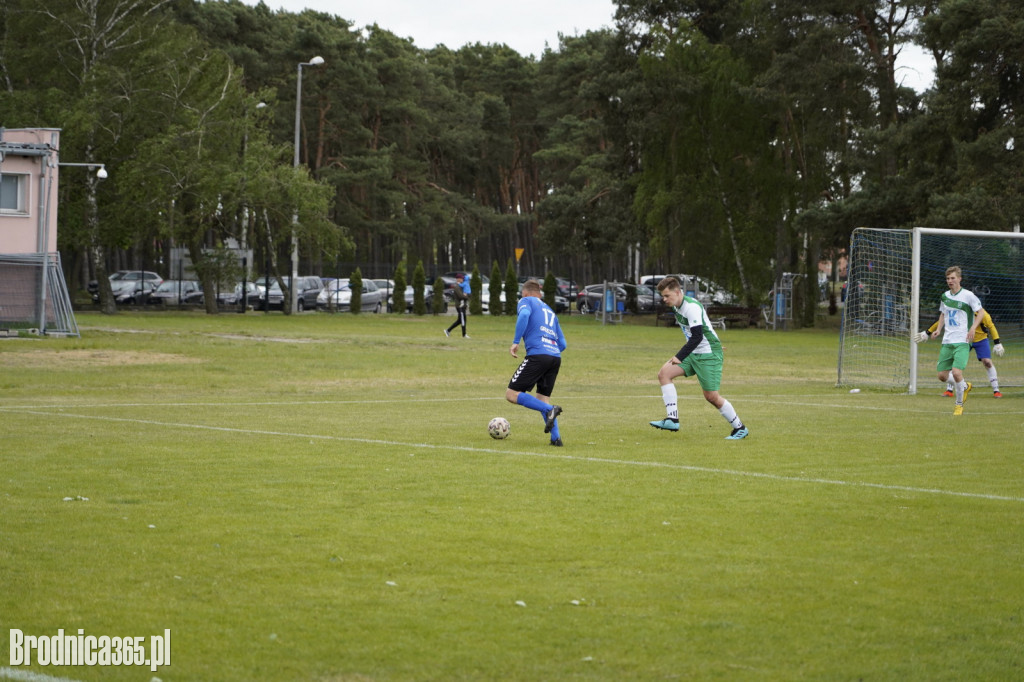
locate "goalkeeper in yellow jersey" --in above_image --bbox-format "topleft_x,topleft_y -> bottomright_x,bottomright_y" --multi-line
919,309 -> 1005,398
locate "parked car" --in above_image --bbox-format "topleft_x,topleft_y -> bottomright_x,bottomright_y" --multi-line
693,276 -> 737,305
148,279 -> 202,305
555,277 -> 579,299
443,271 -> 490,296
201,281 -> 265,307
429,276 -> 460,302
510,275 -> 576,306
577,283 -> 657,314
481,284 -> 508,312
369,279 -> 397,308
265,276 -> 323,311
638,275 -> 669,288
481,280 -> 569,311
112,280 -> 160,305
398,285 -> 448,313
316,278 -> 385,313
90,270 -> 163,301
640,274 -> 736,305
233,281 -> 263,307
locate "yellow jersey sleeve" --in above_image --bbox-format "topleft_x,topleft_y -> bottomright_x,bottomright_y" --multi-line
975,311 -> 999,343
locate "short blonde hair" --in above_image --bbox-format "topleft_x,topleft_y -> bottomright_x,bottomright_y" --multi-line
945,266 -> 962,278
521,279 -> 542,295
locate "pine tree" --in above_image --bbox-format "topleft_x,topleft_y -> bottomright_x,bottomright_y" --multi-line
504,259 -> 519,316
489,261 -> 503,315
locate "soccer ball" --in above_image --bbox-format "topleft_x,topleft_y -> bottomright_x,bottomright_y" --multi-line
488,417 -> 511,440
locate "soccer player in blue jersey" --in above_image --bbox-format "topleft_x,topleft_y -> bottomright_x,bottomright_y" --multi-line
650,276 -> 748,439
506,279 -> 567,446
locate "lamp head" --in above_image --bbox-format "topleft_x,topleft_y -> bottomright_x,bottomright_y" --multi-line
309,56 -> 325,66
96,167 -> 108,180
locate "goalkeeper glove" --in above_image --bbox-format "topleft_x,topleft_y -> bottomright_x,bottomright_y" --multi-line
915,331 -> 929,343
994,342 -> 1005,357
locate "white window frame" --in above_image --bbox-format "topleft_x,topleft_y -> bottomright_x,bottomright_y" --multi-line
0,172 -> 30,215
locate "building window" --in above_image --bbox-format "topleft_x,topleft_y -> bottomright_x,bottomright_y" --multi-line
1,173 -> 29,214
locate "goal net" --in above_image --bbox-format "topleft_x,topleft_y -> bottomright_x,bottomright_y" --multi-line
837,228 -> 1024,393
0,252 -> 80,337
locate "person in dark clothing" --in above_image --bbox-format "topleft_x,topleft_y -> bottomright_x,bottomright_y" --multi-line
444,274 -> 470,339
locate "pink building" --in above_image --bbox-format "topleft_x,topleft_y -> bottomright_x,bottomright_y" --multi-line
0,127 -> 82,335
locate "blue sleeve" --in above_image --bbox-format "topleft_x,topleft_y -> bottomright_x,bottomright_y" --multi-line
557,322 -> 567,352
513,305 -> 531,344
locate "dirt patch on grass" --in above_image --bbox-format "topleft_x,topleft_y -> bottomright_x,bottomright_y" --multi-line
0,349 -> 201,368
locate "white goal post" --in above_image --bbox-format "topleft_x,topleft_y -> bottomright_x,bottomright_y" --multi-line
0,252 -> 80,337
837,227 -> 1024,393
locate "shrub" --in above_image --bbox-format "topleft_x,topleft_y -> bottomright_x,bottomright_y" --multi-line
350,268 -> 363,314
489,261 -> 502,315
412,261 -> 426,315
393,262 -> 407,314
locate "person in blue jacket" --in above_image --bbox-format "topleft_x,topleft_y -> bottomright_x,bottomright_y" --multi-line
505,279 -> 567,445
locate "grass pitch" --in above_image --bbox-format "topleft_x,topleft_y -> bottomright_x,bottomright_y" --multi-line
1,311 -> 1021,681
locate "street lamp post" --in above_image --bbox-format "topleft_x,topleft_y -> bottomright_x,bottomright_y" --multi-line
291,55 -> 325,313
47,160 -> 107,327
57,162 -> 108,179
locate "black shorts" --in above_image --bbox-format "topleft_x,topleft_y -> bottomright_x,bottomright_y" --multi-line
508,354 -> 561,397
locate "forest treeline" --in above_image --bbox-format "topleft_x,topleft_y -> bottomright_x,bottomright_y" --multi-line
1,0 -> 1021,319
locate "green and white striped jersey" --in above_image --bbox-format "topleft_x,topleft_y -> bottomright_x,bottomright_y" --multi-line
672,295 -> 722,354
939,288 -> 983,345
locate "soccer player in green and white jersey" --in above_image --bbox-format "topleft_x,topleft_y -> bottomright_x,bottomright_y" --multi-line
650,276 -> 748,439
917,266 -> 987,416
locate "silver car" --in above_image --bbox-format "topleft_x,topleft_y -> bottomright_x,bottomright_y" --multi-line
317,278 -> 385,313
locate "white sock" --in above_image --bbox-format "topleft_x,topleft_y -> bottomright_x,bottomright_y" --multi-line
988,365 -> 999,391
946,382 -> 954,392
718,399 -> 742,429
955,380 -> 968,405
661,384 -> 678,420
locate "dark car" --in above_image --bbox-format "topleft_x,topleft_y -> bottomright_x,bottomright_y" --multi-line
577,283 -> 657,314
265,276 -> 324,312
427,276 -> 460,303
148,279 -> 202,305
555,277 -> 579,300
514,275 -> 577,301
200,281 -> 265,307
111,280 -> 160,305
397,285 -> 448,313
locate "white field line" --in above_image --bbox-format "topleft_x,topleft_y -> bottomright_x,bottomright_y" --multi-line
0,668 -> 82,682
3,406 -> 1022,504
0,394 -> 1020,415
